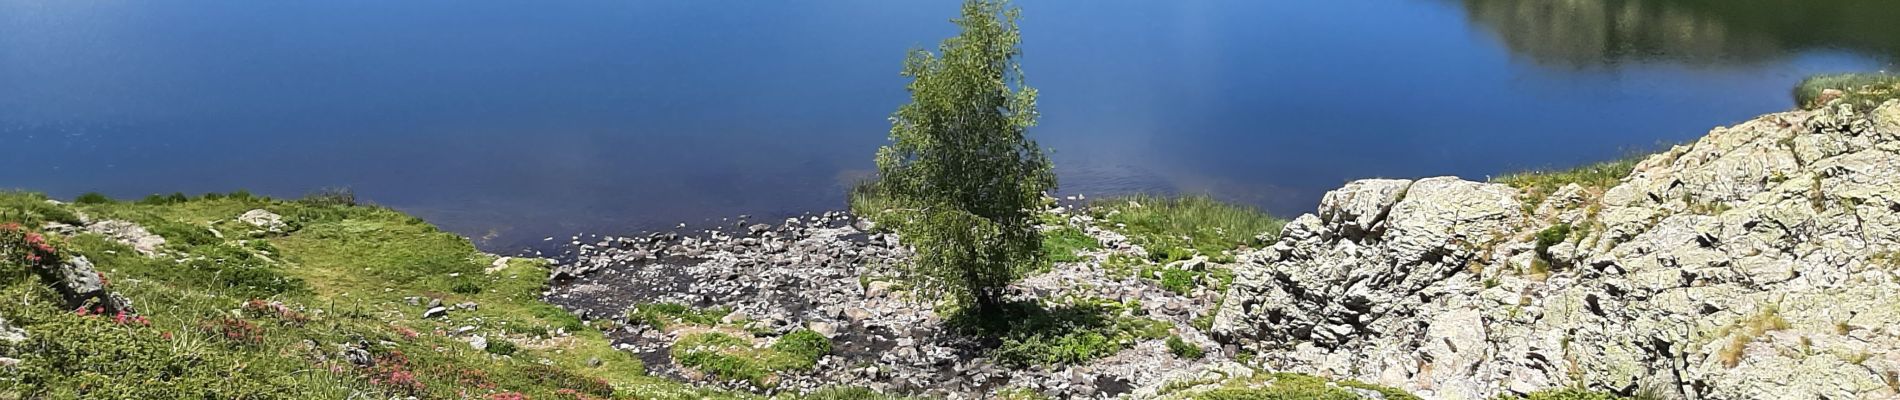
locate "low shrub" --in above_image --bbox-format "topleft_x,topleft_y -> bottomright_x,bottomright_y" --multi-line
953,298 -> 1170,367
74,192 -> 112,204
1166,335 -> 1204,359
487,338 -> 519,356
772,329 -> 834,365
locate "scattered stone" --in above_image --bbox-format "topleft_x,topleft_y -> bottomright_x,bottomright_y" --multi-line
237,209 -> 288,232
83,220 -> 166,256
422,307 -> 448,319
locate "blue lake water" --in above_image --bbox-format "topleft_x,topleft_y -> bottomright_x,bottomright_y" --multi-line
2,0 -> 1894,250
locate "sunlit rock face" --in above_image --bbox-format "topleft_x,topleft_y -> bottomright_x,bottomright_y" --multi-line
1208,101 -> 1900,400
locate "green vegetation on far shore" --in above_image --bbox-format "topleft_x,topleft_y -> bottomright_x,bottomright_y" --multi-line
1794,73 -> 1900,110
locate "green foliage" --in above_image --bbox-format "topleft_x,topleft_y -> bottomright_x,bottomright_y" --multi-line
951,298 -> 1169,367
771,329 -> 835,363
1493,157 -> 1641,212
1190,373 -> 1420,400
450,280 -> 484,295
1166,335 -> 1204,359
799,386 -> 924,400
871,0 -> 1053,314
486,338 -> 519,356
0,191 -> 773,400
1534,223 -> 1572,264
74,192 -> 112,204
625,302 -> 731,330
1041,226 -> 1099,263
1794,73 -> 1900,110
0,192 -> 83,226
1157,268 -> 1198,295
1490,387 -> 1631,400
671,331 -> 829,388
1093,195 -> 1284,264
136,192 -> 192,206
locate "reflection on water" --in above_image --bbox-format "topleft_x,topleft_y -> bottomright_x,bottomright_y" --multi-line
1460,0 -> 1900,67
1,0 -> 1892,251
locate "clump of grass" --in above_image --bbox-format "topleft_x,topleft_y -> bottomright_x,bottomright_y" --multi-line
1155,268 -> 1198,295
1041,226 -> 1099,264
486,338 -> 520,356
74,192 -> 113,204
1192,372 -> 1422,400
0,192 -> 84,225
135,192 -> 192,206
1489,387 -> 1632,400
1092,195 -> 1284,264
670,330 -> 831,387
951,298 -> 1170,367
1165,335 -> 1204,359
1493,157 -> 1641,213
1534,223 -> 1572,256
1716,304 -> 1792,368
847,179 -> 901,230
799,386 -> 927,400
625,302 -> 731,330
1794,73 -> 1900,110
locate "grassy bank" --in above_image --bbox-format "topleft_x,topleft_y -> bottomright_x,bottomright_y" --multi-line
1089,195 -> 1284,264
1794,73 -> 1900,110
0,191 -> 786,399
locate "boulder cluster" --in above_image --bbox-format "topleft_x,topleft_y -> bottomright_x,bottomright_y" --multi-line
1204,102 -> 1900,399
546,208 -> 1234,398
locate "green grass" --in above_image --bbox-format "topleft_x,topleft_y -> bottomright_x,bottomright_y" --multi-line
1092,195 -> 1284,264
0,191 -> 777,400
1492,157 -> 1642,213
1794,73 -> 1900,110
670,329 -> 832,388
626,302 -> 732,330
1185,372 -> 1421,400
1041,226 -> 1099,263
1490,387 -> 1637,400
1156,268 -> 1199,295
1166,335 -> 1204,359
949,297 -> 1170,367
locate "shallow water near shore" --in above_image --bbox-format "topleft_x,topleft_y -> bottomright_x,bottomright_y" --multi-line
2,0 -> 1895,251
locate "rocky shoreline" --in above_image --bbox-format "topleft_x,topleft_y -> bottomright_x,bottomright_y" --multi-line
539,101 -> 1900,399
541,206 -> 1237,399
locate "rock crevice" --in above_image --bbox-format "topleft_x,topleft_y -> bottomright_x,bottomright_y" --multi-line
1207,102 -> 1900,400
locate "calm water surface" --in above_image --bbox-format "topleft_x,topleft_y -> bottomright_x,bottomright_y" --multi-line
2,0 -> 1895,250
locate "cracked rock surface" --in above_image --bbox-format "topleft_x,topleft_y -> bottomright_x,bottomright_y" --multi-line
1202,101 -> 1900,400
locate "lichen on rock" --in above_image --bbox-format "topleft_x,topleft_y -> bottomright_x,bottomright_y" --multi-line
1200,101 -> 1900,400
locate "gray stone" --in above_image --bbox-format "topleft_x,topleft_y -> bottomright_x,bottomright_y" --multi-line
467,335 -> 488,350
237,209 -> 288,232
422,307 -> 448,319
83,220 -> 166,256
1197,101 -> 1900,400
